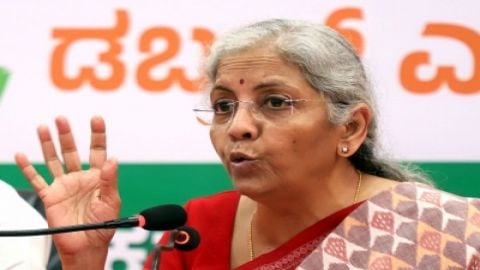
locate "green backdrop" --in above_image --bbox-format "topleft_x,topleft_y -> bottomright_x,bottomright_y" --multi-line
1,162 -> 479,216
1,161 -> 479,269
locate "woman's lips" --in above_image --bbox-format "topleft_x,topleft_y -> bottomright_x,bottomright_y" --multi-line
228,152 -> 258,175
229,152 -> 254,163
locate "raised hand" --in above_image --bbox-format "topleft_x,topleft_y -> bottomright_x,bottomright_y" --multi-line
15,116 -> 120,268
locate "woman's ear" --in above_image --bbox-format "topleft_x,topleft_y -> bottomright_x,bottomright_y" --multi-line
337,104 -> 371,157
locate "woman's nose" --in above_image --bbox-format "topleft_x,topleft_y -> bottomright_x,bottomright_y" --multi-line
226,102 -> 260,141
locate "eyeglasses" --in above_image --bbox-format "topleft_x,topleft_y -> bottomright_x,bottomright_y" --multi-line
193,96 -> 316,126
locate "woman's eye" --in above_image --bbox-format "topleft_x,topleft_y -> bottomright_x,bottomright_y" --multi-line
212,100 -> 235,113
264,96 -> 292,109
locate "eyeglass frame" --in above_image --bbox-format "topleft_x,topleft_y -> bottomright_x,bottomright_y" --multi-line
192,98 -> 329,126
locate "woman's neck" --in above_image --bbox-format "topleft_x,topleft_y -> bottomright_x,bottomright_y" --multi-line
246,165 -> 362,251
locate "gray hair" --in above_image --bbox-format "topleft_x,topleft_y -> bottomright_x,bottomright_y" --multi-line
204,19 -> 429,184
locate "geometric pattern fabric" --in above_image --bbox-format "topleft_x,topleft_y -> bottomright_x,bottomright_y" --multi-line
298,182 -> 480,269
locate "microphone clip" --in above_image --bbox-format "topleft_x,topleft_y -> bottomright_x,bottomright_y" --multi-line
150,229 -> 181,270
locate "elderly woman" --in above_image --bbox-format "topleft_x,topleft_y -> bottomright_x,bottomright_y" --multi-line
16,19 -> 480,269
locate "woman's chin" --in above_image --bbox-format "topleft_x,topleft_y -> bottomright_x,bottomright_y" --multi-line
232,179 -> 270,199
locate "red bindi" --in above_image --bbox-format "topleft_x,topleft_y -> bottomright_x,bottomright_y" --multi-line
239,79 -> 245,85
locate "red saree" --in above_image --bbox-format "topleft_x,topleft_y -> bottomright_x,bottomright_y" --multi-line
237,202 -> 362,270
143,191 -> 361,270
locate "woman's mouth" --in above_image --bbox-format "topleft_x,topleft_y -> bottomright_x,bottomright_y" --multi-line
228,152 -> 258,176
229,152 -> 254,164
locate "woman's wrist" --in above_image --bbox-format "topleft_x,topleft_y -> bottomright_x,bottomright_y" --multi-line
59,247 -> 109,270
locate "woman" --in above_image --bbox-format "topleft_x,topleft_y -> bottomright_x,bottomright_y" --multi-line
15,19 -> 479,269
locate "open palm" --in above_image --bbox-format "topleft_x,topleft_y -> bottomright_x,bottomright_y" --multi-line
15,116 -> 120,266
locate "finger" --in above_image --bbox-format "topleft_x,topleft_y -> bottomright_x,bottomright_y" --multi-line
90,116 -> 107,169
99,158 -> 121,211
14,153 -> 49,196
37,125 -> 65,178
55,116 -> 82,172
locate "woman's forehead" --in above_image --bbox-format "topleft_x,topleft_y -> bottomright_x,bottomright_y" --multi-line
210,46 -> 317,96
211,66 -> 320,99
215,50 -> 303,83
217,56 -> 286,77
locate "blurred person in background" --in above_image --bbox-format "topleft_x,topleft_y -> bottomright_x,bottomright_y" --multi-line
0,179 -> 51,269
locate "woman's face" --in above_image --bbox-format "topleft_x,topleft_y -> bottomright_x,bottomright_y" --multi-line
209,46 -> 343,199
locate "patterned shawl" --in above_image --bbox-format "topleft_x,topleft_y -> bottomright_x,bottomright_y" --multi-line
298,182 -> 480,269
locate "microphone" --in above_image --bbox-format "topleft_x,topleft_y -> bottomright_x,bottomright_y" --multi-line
0,204 -> 187,237
150,225 -> 201,269
173,226 -> 201,251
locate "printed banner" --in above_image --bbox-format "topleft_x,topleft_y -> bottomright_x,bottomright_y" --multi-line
0,1 -> 478,162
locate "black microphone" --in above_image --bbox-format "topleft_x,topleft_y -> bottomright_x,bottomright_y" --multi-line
0,204 -> 187,237
173,226 -> 201,251
150,225 -> 201,269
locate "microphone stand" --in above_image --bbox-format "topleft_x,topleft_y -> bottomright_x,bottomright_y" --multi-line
0,217 -> 139,236
150,229 -> 179,270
